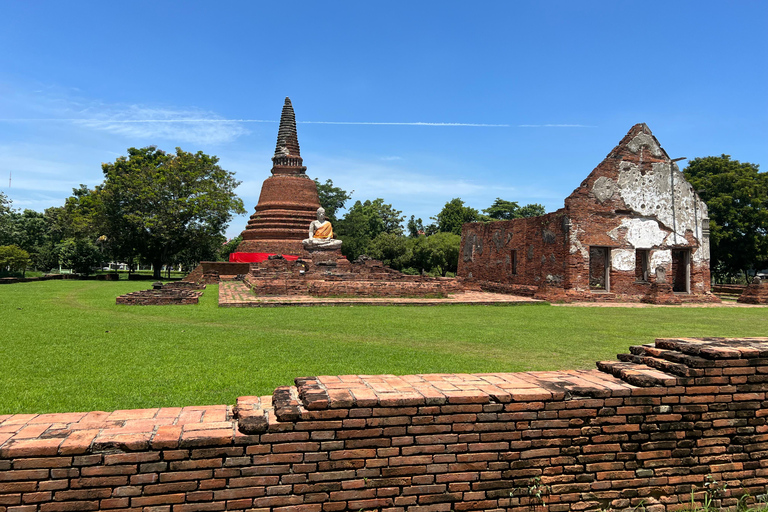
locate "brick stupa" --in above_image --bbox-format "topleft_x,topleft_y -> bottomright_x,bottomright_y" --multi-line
236,98 -> 321,255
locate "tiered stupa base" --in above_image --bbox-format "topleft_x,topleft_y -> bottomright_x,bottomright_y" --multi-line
235,239 -> 310,258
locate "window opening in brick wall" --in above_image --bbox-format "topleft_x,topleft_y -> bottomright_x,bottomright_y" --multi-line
672,249 -> 690,293
635,249 -> 650,282
589,246 -> 610,292
509,250 -> 517,275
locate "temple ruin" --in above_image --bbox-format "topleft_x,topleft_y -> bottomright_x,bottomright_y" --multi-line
459,124 -> 718,303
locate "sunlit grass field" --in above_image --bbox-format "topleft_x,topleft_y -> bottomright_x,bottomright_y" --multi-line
1,280 -> 767,414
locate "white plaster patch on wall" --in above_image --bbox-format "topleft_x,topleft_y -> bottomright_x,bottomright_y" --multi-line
612,249 -> 635,271
651,249 -> 672,270
617,161 -> 709,244
695,236 -> 709,264
569,226 -> 589,258
608,218 -> 668,249
627,133 -> 662,157
592,176 -> 616,203
664,232 -> 689,247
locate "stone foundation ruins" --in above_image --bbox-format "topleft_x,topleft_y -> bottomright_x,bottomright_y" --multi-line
459,124 -> 718,304
2,337 -> 767,512
243,255 -> 463,298
116,282 -> 205,306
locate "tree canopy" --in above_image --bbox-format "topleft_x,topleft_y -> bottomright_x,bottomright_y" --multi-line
98,146 -> 245,278
314,178 -> 352,223
684,154 -> 768,281
432,198 -> 482,235
483,198 -> 545,220
336,199 -> 405,260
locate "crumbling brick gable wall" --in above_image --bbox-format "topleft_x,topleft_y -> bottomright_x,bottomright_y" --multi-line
563,124 -> 711,298
458,124 -> 714,302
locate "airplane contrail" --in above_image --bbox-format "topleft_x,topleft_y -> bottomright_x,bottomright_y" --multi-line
0,118 -> 592,128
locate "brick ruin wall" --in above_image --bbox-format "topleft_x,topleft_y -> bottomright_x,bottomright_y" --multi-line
116,283 -> 205,306
244,258 -> 464,298
459,213 -> 569,298
1,338 -> 767,512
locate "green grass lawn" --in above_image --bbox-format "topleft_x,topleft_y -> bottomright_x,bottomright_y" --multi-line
1,280 -> 767,414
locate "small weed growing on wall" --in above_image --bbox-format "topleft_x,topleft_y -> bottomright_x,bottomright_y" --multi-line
511,476 -> 551,511
689,475 -> 727,511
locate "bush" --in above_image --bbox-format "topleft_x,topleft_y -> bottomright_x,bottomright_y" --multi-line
0,245 -> 30,275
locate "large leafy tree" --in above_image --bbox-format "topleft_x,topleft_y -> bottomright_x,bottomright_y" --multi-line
0,245 -> 30,275
0,194 -> 61,270
432,198 -> 482,235
0,192 -> 15,246
101,146 -> 245,278
412,232 -> 461,276
684,155 -> 768,281
336,198 -> 405,260
314,179 -> 352,223
484,198 -> 546,220
367,232 -> 413,271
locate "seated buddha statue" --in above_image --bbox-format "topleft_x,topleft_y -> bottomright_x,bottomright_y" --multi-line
303,207 -> 343,250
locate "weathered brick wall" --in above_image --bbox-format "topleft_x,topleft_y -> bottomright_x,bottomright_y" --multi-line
1,338 -> 767,512
244,258 -> 464,298
459,213 -> 569,295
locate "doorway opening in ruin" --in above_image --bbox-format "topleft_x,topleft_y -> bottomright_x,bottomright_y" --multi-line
509,250 -> 517,275
635,249 -> 650,282
589,246 -> 610,292
671,249 -> 690,293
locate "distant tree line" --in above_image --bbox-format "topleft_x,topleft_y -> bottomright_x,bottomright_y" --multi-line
315,179 -> 545,276
0,147 -> 245,278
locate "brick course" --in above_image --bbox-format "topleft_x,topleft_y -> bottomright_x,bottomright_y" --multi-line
2,338 -> 768,511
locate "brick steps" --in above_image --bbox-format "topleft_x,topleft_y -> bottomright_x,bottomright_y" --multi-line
595,360 -> 677,387
597,337 -> 768,389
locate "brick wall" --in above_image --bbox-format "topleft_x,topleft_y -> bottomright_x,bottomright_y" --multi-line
1,338 -> 767,512
459,213 -> 569,295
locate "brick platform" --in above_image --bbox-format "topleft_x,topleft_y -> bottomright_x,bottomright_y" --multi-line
2,338 -> 768,511
218,280 -> 541,307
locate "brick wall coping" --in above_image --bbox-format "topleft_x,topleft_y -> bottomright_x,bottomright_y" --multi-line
3,337 -> 766,462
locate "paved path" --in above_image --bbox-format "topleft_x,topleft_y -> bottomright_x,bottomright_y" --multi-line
218,280 -> 541,307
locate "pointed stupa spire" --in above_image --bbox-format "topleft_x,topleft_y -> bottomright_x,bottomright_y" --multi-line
271,97 -> 306,175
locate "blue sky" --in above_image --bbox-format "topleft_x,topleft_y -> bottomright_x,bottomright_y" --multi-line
1,1 -> 766,239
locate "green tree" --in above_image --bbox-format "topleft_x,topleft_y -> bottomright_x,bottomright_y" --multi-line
433,198 -> 482,235
100,147 -> 246,279
0,245 -> 30,276
484,198 -> 546,220
0,192 -> 16,246
412,232 -> 461,276
56,238 -> 101,275
367,232 -> 413,270
684,155 -> 768,282
407,216 -> 425,237
314,179 -> 352,223
218,236 -> 243,262
336,199 -> 405,260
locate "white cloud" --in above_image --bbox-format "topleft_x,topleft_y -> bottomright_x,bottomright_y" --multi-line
72,105 -> 250,145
